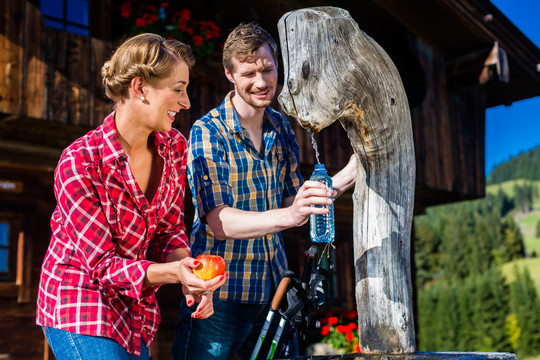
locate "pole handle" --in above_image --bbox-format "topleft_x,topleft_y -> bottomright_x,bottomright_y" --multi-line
271,276 -> 291,311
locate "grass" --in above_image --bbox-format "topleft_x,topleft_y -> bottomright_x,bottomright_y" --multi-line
486,180 -> 540,202
522,356 -> 540,360
501,257 -> 540,291
517,210 -> 540,256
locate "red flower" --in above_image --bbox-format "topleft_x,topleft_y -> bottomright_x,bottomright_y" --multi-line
346,333 -> 354,342
120,1 -> 132,18
180,9 -> 191,21
343,310 -> 358,319
192,35 -> 203,47
356,345 -> 361,353
135,17 -> 146,27
161,2 -> 169,7
320,325 -> 330,336
328,316 -> 338,325
336,325 -> 346,334
348,322 -> 357,331
178,20 -> 187,31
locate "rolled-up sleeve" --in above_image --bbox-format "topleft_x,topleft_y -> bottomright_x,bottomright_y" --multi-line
188,123 -> 235,218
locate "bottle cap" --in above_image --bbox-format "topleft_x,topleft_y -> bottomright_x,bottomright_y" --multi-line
314,163 -> 326,171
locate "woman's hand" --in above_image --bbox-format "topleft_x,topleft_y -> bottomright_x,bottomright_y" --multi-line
143,256 -> 227,290
182,273 -> 227,319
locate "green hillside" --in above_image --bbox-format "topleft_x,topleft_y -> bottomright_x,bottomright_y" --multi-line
487,145 -> 540,184
502,257 -> 540,292
487,180 -> 540,256
413,147 -> 540,357
486,180 -> 540,201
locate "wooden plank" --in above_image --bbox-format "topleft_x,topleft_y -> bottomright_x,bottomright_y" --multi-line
67,34 -> 91,126
0,0 -> 24,115
89,0 -> 113,41
22,2 -> 46,119
15,232 -> 24,286
45,29 -> 68,123
90,38 -> 114,127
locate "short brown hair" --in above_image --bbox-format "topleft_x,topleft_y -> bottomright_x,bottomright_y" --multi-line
222,23 -> 278,73
101,33 -> 195,103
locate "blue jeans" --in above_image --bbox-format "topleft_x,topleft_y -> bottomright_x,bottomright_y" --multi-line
43,327 -> 149,360
172,297 -> 284,360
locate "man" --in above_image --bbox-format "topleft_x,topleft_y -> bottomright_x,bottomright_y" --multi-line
172,22 -> 356,360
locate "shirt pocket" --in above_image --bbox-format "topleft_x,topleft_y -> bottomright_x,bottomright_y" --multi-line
159,168 -> 183,217
100,178 -> 145,255
272,141 -> 289,191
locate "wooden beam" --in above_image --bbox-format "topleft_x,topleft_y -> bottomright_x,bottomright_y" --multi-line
446,41 -> 509,91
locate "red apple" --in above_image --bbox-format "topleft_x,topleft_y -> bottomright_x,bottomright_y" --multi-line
193,254 -> 226,280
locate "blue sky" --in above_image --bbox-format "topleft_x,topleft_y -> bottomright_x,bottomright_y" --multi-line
485,0 -> 540,177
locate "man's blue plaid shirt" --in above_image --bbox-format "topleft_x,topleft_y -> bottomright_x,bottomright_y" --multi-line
187,91 -> 303,304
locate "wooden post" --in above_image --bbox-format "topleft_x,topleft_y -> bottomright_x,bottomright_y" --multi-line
278,7 -> 416,354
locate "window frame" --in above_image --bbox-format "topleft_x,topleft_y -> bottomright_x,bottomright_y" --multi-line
0,213 -> 22,282
40,0 -> 90,37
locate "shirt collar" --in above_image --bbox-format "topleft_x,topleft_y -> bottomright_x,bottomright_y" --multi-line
220,91 -> 278,135
100,112 -> 172,164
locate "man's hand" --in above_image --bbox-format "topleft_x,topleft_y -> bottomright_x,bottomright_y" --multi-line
283,180 -> 333,228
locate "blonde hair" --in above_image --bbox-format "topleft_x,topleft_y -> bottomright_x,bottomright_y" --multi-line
101,33 -> 195,102
222,23 -> 277,73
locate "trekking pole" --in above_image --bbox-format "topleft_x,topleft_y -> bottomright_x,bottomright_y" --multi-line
265,280 -> 307,360
249,270 -> 294,360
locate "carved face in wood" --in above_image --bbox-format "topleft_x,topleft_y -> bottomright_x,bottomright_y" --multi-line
278,6 -> 410,159
277,7 -> 361,132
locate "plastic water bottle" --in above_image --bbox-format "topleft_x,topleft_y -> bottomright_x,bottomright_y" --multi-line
309,164 -> 334,243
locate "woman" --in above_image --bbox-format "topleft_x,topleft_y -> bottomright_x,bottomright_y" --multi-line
36,33 -> 226,360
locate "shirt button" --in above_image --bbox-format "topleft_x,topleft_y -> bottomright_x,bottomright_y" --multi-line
202,175 -> 209,180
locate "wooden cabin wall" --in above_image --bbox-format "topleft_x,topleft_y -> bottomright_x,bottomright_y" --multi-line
410,37 -> 486,209
0,0 -> 114,127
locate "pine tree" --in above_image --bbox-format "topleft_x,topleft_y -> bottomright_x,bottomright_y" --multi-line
511,267 -> 540,356
487,145 -> 540,184
456,277 -> 477,350
417,283 -> 440,351
472,268 -> 511,351
501,216 -> 526,261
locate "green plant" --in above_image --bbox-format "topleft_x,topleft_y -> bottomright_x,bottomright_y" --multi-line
318,310 -> 360,353
119,1 -> 222,62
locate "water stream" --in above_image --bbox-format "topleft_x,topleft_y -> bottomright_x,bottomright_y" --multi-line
309,130 -> 321,164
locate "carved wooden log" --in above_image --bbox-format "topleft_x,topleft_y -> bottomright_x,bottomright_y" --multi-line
278,7 -> 416,354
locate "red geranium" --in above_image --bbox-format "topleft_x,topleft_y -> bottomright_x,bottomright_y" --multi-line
192,35 -> 203,47
321,325 -> 330,336
119,3 -> 222,61
328,316 -> 338,325
120,1 -> 131,18
318,310 -> 359,354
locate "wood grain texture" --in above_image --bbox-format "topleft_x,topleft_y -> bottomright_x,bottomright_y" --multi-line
278,7 -> 416,353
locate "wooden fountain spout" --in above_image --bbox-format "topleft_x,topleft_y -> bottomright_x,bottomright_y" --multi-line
278,7 -> 416,354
